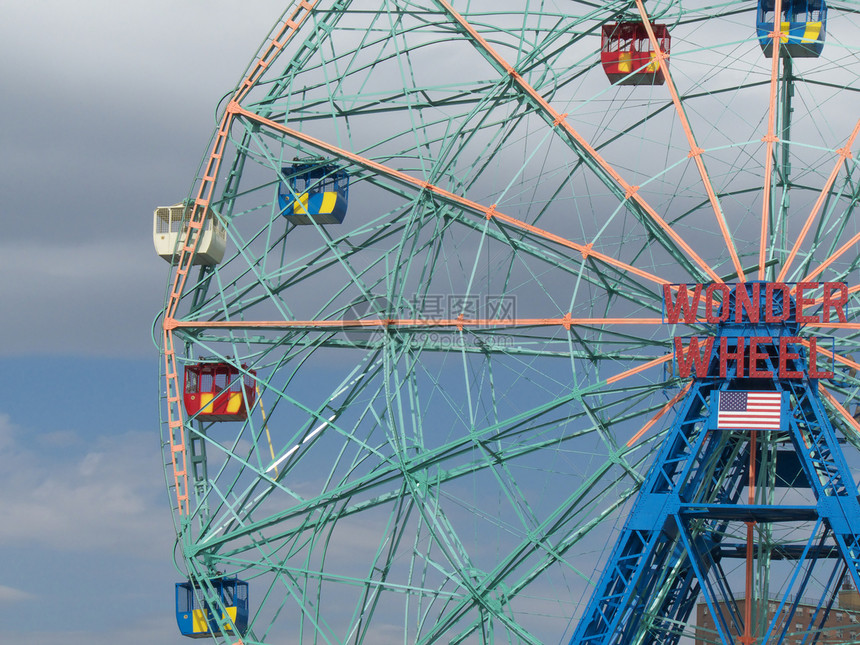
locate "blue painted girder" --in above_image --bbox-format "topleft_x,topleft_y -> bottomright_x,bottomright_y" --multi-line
569,335 -> 860,645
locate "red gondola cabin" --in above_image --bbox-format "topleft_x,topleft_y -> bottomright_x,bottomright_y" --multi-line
601,22 -> 670,85
184,363 -> 256,422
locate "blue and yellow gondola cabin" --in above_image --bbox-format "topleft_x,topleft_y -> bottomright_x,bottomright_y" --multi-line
278,161 -> 349,225
601,22 -> 670,86
757,0 -> 827,58
183,363 -> 256,422
176,577 -> 249,639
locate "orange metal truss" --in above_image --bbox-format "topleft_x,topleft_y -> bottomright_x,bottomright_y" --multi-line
819,385 -> 860,440
625,381 -> 692,448
634,0 -> 745,282
167,317 -> 665,331
229,103 -> 672,288
162,0 -> 320,515
606,353 -> 674,386
758,0 -> 784,281
778,119 -> 860,282
434,0 -> 722,284
800,339 -> 860,374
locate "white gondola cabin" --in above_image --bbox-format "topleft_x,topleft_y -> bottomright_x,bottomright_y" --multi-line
154,202 -> 227,265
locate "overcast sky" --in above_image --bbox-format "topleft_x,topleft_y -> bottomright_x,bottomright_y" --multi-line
2,2 -> 859,644
0,2 -> 282,643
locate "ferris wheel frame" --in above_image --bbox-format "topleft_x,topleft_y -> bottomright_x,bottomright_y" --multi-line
157,1 -> 860,643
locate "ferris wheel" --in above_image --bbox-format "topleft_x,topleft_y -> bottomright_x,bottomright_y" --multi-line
155,1 -> 860,643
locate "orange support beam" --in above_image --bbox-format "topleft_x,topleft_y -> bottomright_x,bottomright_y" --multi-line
819,385 -> 860,441
434,0 -> 722,284
799,124 -> 860,283
230,103 -> 673,288
626,382 -> 691,448
742,428 -> 758,645
634,0 -> 744,282
778,119 -> 860,282
800,340 -> 860,374
168,316 -> 665,331
607,353 -> 673,386
162,1 -> 319,514
758,0 -> 783,280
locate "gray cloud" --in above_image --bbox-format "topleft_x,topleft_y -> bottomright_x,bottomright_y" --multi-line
0,616 -> 180,645
0,585 -> 35,602
0,1 -> 285,357
0,412 -> 171,557
0,240 -> 163,357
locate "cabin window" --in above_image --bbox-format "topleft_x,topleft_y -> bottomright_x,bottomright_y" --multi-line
177,587 -> 192,613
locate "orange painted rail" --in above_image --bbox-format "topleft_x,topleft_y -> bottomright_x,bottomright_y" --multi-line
635,0 -> 744,281
435,0 -> 721,283
162,0 -> 320,515
168,316 -> 665,331
758,0 -> 783,282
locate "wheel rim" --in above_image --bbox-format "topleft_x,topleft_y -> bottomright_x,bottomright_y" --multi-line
159,2 -> 860,643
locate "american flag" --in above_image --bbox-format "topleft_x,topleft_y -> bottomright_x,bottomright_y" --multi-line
717,391 -> 782,430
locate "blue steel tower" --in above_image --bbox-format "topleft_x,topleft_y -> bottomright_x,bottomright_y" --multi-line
572,282 -> 860,644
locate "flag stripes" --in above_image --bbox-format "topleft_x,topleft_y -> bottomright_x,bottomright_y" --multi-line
717,391 -> 782,430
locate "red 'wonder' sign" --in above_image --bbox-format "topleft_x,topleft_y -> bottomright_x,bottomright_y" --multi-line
664,282 -> 842,379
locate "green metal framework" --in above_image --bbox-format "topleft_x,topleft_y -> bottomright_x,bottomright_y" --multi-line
157,1 -> 860,643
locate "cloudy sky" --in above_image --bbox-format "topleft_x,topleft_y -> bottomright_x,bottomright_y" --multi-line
3,2 -> 860,644
0,2 -> 283,642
